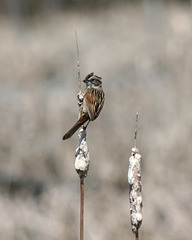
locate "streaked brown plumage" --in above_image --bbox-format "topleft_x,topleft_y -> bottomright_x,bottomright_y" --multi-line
63,73 -> 105,140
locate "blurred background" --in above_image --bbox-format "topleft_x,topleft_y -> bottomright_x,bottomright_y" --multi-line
0,0 -> 192,239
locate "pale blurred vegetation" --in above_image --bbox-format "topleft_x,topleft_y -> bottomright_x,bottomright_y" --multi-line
0,0 -> 192,239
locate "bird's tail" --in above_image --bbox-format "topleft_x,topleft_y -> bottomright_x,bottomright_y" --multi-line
63,114 -> 89,140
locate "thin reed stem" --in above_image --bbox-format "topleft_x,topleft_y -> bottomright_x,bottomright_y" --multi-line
75,30 -> 82,94
134,112 -> 139,148
74,32 -> 89,240
80,178 -> 84,240
135,231 -> 139,240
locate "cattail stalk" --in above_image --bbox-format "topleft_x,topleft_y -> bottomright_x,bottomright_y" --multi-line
75,89 -> 90,240
80,178 -> 84,240
128,113 -> 143,239
74,31 -> 90,240
75,30 -> 82,94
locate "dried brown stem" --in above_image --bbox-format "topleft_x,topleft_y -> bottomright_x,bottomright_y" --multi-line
135,231 -> 139,240
80,178 -> 84,240
74,32 -> 89,240
75,30 -> 82,94
134,112 -> 139,148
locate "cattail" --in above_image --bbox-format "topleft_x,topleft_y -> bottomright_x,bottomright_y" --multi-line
128,113 -> 143,239
75,101 -> 90,240
74,32 -> 90,180
75,120 -> 90,179
75,31 -> 90,240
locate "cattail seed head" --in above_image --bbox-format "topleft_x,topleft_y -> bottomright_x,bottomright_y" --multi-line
128,147 -> 143,234
75,127 -> 90,179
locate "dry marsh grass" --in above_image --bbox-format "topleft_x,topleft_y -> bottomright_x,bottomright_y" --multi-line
0,2 -> 192,240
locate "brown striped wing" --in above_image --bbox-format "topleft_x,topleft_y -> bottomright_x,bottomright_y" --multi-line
84,88 -> 105,121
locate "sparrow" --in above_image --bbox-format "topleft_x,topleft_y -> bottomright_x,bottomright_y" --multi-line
63,72 -> 105,140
